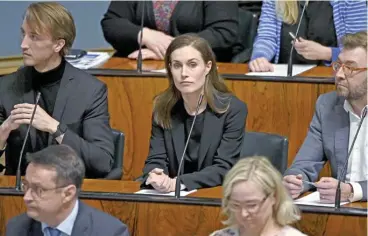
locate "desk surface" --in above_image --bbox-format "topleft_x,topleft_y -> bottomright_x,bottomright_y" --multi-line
0,176 -> 365,216
1,57 -> 335,84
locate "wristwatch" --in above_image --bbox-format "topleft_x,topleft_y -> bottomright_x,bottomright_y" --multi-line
52,123 -> 67,139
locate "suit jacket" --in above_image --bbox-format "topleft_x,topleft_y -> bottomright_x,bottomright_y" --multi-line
5,201 -> 129,236
142,95 -> 248,190
285,91 -> 367,201
0,62 -> 114,178
101,1 -> 240,62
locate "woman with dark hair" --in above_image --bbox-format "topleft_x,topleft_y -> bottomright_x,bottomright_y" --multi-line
141,34 -> 248,192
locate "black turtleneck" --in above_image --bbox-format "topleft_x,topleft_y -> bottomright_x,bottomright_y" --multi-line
31,58 -> 66,151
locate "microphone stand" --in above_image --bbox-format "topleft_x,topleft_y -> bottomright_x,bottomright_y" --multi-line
175,94 -> 204,199
137,2 -> 145,73
15,92 -> 41,191
334,107 -> 367,209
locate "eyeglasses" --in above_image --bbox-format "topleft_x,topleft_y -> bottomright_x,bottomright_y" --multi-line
228,195 -> 269,214
332,61 -> 367,77
22,182 -> 65,199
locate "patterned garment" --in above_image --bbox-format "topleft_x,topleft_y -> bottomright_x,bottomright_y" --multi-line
152,0 -> 179,34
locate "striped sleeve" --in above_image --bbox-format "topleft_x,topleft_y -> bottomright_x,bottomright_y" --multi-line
250,0 -> 278,62
343,0 -> 367,34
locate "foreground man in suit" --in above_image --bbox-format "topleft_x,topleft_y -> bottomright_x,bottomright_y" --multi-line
283,31 -> 367,203
6,145 -> 129,236
0,2 -> 114,178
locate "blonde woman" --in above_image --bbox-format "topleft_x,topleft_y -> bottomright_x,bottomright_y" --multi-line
211,156 -> 306,236
249,0 -> 367,72
140,34 -> 248,193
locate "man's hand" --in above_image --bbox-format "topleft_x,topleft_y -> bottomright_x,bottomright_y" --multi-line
294,37 -> 332,61
283,174 -> 304,199
128,48 -> 161,60
140,28 -> 174,60
146,168 -> 176,193
315,177 -> 352,203
11,104 -> 59,134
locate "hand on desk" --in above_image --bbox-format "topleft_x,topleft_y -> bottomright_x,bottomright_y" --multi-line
283,174 -> 304,199
140,28 -> 174,59
128,48 -> 161,60
146,168 -> 176,193
315,177 -> 352,203
249,57 -> 274,72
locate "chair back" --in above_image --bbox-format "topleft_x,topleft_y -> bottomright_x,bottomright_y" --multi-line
240,131 -> 288,174
104,129 -> 125,180
232,8 -> 259,63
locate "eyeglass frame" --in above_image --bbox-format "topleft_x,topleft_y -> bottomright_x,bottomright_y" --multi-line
21,181 -> 68,199
227,194 -> 270,214
331,61 -> 367,77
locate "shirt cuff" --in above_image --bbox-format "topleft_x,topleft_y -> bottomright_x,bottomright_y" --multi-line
349,182 -> 363,202
180,184 -> 186,190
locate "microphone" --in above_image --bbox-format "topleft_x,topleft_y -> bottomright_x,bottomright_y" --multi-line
334,106 -> 367,209
15,92 -> 41,191
137,2 -> 145,73
175,94 -> 204,199
287,1 -> 308,77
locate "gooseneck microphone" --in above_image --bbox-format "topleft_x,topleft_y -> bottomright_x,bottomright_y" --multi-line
175,94 -> 204,199
15,92 -> 41,191
137,2 -> 145,73
287,1 -> 308,77
334,107 -> 367,209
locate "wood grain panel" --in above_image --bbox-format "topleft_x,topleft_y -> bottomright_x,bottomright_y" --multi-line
0,177 -> 366,236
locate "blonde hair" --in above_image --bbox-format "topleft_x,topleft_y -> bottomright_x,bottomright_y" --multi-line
153,34 -> 232,129
222,156 -> 300,226
341,31 -> 368,51
24,2 -> 76,56
276,0 -> 298,24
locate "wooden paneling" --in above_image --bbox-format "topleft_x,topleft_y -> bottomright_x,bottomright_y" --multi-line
0,177 -> 366,236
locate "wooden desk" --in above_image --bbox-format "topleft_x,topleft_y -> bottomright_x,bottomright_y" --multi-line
0,58 -> 336,180
0,176 -> 366,236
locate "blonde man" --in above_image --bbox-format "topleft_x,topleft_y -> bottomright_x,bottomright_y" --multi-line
211,156 -> 305,236
0,2 -> 114,178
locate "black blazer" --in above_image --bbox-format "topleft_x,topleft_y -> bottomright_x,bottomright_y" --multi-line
142,96 -> 248,190
0,62 -> 114,178
101,1 -> 240,62
5,201 -> 130,236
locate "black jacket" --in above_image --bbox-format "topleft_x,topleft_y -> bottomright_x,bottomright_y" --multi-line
142,96 -> 247,190
101,1 -> 240,62
0,62 -> 114,178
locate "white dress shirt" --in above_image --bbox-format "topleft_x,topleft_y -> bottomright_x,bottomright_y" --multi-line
343,101 -> 367,202
41,200 -> 79,236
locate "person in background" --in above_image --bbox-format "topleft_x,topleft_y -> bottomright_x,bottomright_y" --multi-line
0,2 -> 114,178
283,31 -> 367,203
101,1 -> 240,62
249,0 -> 367,72
211,156 -> 305,236
5,145 -> 129,236
141,34 -> 247,193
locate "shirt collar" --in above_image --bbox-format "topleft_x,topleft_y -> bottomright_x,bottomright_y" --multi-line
41,200 -> 79,236
343,100 -> 368,119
